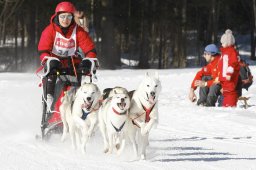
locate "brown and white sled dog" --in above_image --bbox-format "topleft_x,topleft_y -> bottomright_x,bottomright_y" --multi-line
128,72 -> 161,160
60,83 -> 101,154
98,87 -> 137,157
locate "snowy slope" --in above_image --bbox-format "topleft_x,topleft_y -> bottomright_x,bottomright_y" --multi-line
0,68 -> 256,170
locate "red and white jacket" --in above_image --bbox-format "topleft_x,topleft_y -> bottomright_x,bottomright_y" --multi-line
38,14 -> 96,66
191,55 -> 220,90
217,46 -> 240,92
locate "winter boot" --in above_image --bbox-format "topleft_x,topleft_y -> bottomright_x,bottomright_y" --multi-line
46,94 -> 53,113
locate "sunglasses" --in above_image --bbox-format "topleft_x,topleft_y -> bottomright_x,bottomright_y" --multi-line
59,15 -> 73,20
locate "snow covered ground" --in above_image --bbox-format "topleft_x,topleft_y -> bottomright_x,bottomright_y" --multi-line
0,68 -> 256,170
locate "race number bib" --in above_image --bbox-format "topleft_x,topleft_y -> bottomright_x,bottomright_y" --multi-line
52,26 -> 77,57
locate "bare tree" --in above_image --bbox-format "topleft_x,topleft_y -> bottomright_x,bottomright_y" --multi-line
0,0 -> 23,45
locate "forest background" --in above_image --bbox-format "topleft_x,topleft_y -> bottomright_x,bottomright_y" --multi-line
0,0 -> 256,71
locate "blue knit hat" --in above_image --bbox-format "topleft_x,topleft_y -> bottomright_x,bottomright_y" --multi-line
204,44 -> 219,56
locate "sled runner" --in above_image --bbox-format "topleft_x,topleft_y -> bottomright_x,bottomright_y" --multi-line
238,96 -> 250,109
37,57 -> 98,140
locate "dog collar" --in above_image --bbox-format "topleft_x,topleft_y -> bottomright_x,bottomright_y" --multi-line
112,107 -> 127,115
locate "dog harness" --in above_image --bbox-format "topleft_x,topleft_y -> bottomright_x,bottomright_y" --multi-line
131,102 -> 156,128
80,101 -> 101,120
142,103 -> 155,123
81,109 -> 90,120
110,107 -> 127,132
111,121 -> 126,132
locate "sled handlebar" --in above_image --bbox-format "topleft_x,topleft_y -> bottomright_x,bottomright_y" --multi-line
46,68 -> 92,77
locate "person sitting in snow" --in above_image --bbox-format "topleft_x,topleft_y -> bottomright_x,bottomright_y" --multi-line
232,45 -> 253,98
189,44 -> 221,106
237,59 -> 253,97
216,29 -> 240,107
38,1 -> 98,111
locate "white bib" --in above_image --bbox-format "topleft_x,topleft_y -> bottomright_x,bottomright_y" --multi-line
52,26 -> 77,57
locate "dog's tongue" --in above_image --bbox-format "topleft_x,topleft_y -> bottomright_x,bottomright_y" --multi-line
118,103 -> 126,110
83,102 -> 92,110
149,96 -> 155,104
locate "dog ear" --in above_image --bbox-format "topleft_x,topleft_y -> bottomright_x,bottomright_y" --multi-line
145,72 -> 150,77
113,89 -> 117,94
155,72 -> 159,80
95,85 -> 101,96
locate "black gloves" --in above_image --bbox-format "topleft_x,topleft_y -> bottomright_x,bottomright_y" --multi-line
45,57 -> 61,74
79,59 -> 92,74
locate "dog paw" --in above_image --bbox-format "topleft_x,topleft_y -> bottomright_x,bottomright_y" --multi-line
88,132 -> 92,137
61,135 -> 66,142
72,145 -> 76,150
104,148 -> 109,153
140,128 -> 148,136
140,123 -> 148,136
107,148 -> 113,154
141,154 -> 146,160
81,148 -> 86,155
115,143 -> 120,150
117,150 -> 122,156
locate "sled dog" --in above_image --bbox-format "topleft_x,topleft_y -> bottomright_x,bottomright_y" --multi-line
60,83 -> 101,154
98,87 -> 137,156
128,72 -> 161,160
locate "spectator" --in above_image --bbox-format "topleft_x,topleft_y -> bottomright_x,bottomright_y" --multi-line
217,29 -> 240,107
189,44 -> 221,106
74,9 -> 89,32
236,59 -> 253,97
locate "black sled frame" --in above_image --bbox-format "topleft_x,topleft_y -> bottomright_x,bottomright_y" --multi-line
39,68 -> 93,140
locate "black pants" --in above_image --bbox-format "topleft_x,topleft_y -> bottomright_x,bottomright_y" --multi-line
46,75 -> 57,96
45,74 -> 82,97
44,60 -> 82,97
197,76 -> 222,107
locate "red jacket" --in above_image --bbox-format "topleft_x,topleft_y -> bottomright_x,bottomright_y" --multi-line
38,14 -> 96,65
218,46 -> 240,82
191,55 -> 220,90
217,46 -> 240,107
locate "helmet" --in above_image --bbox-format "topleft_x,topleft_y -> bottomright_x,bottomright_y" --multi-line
55,2 -> 76,14
204,44 -> 219,56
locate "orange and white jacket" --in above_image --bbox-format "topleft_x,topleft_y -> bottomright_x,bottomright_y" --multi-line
191,55 -> 220,90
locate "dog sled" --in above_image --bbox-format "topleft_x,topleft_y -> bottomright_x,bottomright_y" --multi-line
36,57 -> 98,140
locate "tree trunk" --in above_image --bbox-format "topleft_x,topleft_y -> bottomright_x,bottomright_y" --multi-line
20,12 -> 25,70
14,14 -> 18,71
26,2 -> 36,65
252,0 -> 256,60
179,0 -> 187,68
211,0 -> 218,43
250,23 -> 255,60
196,6 -> 202,66
172,28 -> 180,68
158,26 -> 163,69
254,0 -> 256,29
101,0 -> 118,69
138,0 -> 150,69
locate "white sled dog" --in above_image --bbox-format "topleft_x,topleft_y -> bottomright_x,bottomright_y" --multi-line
128,72 -> 161,160
98,87 -> 138,157
60,83 -> 101,154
